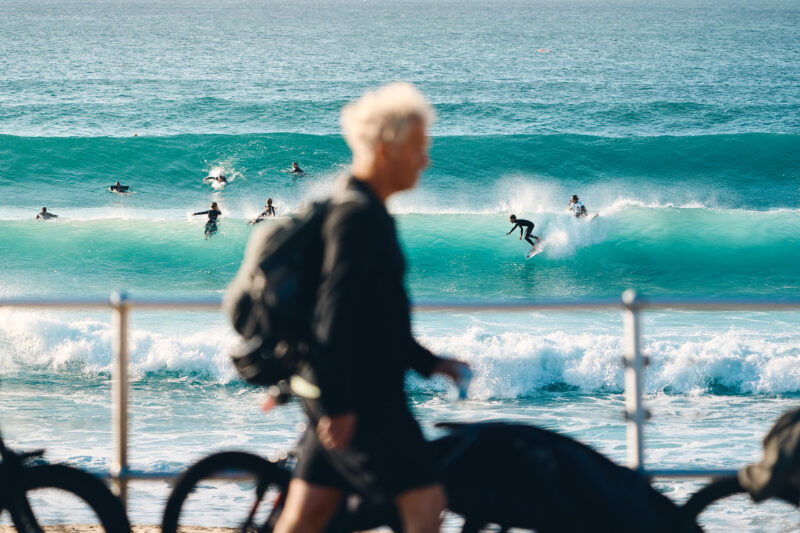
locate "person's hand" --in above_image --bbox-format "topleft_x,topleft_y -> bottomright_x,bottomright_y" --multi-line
317,413 -> 357,450
519,235 -> 522,240
432,358 -> 471,382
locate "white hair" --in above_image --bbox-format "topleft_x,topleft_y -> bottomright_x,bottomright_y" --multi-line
340,82 -> 436,164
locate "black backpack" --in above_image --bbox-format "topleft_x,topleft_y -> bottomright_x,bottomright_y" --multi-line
224,191 -> 365,385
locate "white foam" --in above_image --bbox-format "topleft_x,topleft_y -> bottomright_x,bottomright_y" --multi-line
4,310 -> 800,396
0,310 -> 239,381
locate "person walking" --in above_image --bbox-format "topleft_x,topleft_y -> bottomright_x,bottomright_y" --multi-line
274,83 -> 470,533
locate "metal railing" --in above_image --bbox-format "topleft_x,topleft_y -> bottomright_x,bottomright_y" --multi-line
2,290 -> 800,507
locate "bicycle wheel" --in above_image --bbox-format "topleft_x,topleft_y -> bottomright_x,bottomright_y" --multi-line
682,476 -> 745,521
14,463 -> 131,532
162,451 -> 289,533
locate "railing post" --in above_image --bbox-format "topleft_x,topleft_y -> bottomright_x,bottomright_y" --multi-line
622,289 -> 647,473
110,292 -> 129,506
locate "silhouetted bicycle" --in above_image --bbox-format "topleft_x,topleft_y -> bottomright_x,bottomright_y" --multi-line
0,427 -> 131,532
161,382 -> 700,533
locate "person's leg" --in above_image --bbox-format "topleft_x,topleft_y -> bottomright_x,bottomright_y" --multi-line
395,483 -> 447,533
273,479 -> 342,533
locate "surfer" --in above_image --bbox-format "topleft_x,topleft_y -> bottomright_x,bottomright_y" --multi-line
506,214 -> 540,248
204,174 -> 228,184
108,181 -> 130,193
193,202 -> 222,239
289,161 -> 303,174
35,207 -> 58,220
567,195 -> 587,218
249,198 -> 276,224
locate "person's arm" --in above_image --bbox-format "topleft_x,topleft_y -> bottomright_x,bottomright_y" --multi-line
313,201 -> 379,417
408,340 -> 442,377
506,223 -> 517,235
193,210 -> 209,216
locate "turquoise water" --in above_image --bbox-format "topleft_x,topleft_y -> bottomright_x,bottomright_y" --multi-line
2,0 -> 800,529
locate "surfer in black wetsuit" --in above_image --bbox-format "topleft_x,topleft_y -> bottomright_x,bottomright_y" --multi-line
289,162 -> 303,174
36,207 -> 58,220
193,202 -> 222,239
204,174 -> 228,184
507,214 -> 540,247
249,198 -> 276,224
109,181 -> 130,193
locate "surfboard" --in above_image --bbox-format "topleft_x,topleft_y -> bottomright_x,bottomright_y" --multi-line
584,213 -> 599,220
526,240 -> 546,259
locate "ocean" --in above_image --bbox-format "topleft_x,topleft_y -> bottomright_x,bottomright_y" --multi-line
2,0 -> 800,530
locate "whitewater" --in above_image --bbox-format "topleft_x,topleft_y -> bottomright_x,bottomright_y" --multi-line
2,0 -> 800,530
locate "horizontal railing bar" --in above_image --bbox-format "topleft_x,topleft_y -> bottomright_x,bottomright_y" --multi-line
3,297 -> 800,312
84,467 -> 741,482
648,469 -> 738,479
87,470 -> 270,481
0,297 -> 221,310
414,298 -> 800,312
414,299 -> 622,311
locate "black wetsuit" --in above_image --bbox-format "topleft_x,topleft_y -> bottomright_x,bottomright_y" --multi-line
290,167 -> 303,174
109,185 -> 129,192
295,176 -> 442,499
194,208 -> 222,236
36,211 -> 57,220
251,205 -> 276,224
508,219 -> 538,246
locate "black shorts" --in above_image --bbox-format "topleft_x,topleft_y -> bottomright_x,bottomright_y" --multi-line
293,407 -> 438,501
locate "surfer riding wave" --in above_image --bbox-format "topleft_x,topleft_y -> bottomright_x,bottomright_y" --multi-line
506,214 -> 540,248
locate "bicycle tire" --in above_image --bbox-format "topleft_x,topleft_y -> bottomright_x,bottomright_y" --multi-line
682,476 -> 745,521
162,451 -> 288,533
8,484 -> 42,533
17,463 -> 131,532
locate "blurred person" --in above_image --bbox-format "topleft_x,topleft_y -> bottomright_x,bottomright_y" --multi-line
274,83 -> 470,533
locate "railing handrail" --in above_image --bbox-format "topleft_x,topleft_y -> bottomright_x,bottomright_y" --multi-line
2,291 -> 798,507
3,295 -> 800,311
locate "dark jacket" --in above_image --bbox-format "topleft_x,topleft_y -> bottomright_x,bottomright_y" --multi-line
311,177 -> 441,416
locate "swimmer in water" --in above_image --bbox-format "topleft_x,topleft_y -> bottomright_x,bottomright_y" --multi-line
36,207 -> 58,220
567,195 -> 587,218
204,174 -> 228,184
193,202 -> 222,239
506,214 -> 540,248
249,198 -> 276,224
289,162 -> 303,174
108,181 -> 130,193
